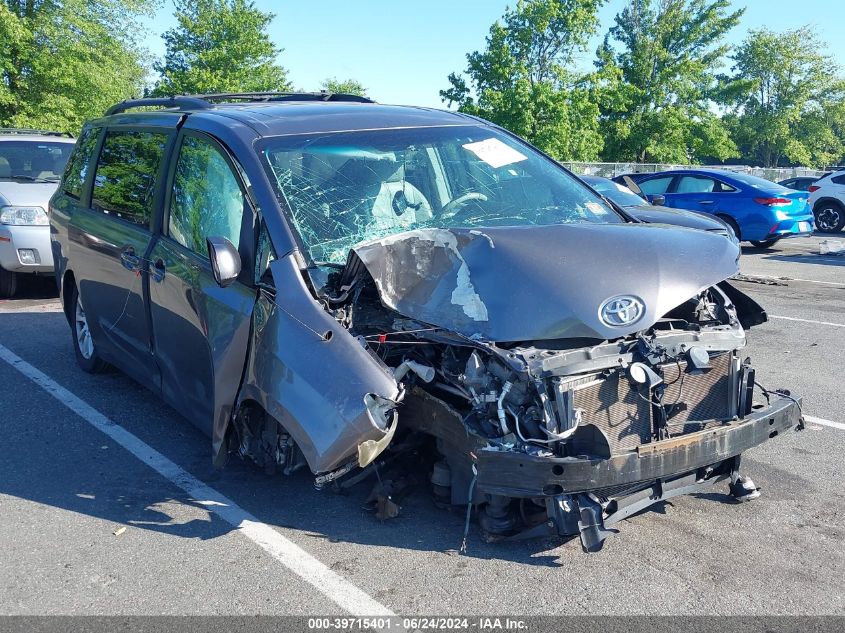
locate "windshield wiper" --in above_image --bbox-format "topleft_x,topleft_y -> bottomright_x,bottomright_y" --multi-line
1,175 -> 58,183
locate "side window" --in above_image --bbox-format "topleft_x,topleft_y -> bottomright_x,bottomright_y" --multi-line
168,135 -> 246,255
831,174 -> 845,185
91,130 -> 169,226
639,176 -> 674,195
62,127 -> 100,199
676,176 -> 716,193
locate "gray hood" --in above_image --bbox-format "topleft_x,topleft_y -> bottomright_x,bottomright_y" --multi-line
0,181 -> 60,207
350,223 -> 740,342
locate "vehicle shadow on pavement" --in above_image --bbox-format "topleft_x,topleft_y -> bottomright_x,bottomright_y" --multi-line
210,457 -> 573,567
761,253 -> 845,267
0,310 -> 636,566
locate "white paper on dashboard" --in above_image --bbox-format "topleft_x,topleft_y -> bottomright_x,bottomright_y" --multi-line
462,138 -> 528,168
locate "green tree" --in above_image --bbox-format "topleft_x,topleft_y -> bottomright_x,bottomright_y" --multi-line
153,0 -> 290,96
441,0 -> 606,161
0,0 -> 153,133
596,0 -> 742,163
321,77 -> 368,97
727,26 -> 844,168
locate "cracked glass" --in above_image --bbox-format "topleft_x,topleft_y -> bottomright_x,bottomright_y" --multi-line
262,125 -> 621,265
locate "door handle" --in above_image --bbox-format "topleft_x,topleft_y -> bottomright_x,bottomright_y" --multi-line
698,200 -> 715,205
150,258 -> 166,283
120,247 -> 141,271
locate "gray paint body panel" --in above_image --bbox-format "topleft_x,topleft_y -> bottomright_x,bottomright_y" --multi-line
351,223 -> 740,342
231,254 -> 401,473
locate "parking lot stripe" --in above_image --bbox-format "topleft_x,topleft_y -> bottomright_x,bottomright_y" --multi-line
0,343 -> 395,618
769,315 -> 845,328
803,415 -> 845,431
786,277 -> 845,287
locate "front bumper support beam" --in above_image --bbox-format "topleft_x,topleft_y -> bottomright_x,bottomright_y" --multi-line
476,396 -> 801,498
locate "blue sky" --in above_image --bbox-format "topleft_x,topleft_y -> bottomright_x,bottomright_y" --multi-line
140,1 -> 845,108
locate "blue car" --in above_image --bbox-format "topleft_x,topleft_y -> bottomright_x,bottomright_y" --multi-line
614,169 -> 815,248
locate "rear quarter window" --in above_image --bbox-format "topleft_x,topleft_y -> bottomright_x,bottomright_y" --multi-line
91,130 -> 169,226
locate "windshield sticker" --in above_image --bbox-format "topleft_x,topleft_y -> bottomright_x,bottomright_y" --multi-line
462,138 -> 528,168
585,202 -> 608,215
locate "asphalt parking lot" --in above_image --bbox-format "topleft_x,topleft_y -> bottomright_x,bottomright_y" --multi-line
1,234 -> 843,617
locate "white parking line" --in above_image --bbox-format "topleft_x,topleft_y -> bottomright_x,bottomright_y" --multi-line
787,277 -> 845,287
804,415 -> 845,431
769,315 -> 845,328
0,343 -> 394,618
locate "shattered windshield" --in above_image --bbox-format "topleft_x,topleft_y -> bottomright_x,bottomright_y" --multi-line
261,125 -> 621,264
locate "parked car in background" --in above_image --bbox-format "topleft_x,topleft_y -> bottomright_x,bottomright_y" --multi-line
50,94 -> 801,551
778,176 -> 821,192
615,169 -> 815,248
806,170 -> 845,232
580,174 -> 738,243
0,129 -> 75,297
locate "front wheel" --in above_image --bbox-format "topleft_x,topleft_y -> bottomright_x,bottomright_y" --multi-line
71,287 -> 109,373
749,238 -> 781,249
0,266 -> 17,298
814,201 -> 845,232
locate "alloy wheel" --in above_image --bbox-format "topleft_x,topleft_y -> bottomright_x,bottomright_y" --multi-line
816,206 -> 842,232
75,299 -> 94,360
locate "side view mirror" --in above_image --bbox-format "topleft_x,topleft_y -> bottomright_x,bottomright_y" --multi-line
651,194 -> 666,206
206,236 -> 241,288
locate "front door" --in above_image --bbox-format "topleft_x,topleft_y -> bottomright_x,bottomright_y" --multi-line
147,131 -> 257,437
71,128 -> 171,388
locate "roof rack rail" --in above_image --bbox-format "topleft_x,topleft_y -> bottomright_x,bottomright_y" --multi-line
195,91 -> 375,104
104,96 -> 214,116
0,128 -> 74,138
104,91 -> 375,116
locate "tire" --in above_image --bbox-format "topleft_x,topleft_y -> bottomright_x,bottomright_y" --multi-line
0,266 -> 17,298
70,286 -> 109,373
813,200 -> 845,232
749,238 -> 781,249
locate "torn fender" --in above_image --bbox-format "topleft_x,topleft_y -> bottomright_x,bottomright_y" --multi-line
236,253 -> 402,473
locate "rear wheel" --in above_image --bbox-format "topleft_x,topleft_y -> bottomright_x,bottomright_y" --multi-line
813,200 -> 845,232
750,237 -> 781,249
0,266 -> 17,298
71,286 -> 108,373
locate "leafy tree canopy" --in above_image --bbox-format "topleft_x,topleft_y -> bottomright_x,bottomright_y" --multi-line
441,0 -> 606,161
726,26 -> 844,168
0,0 -> 154,133
595,0 -> 742,163
152,0 -> 289,96
321,77 -> 368,97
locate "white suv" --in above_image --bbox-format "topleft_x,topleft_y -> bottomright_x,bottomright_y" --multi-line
0,129 -> 76,297
807,169 -> 845,233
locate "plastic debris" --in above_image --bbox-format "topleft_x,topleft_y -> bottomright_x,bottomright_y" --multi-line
820,239 -> 844,256
112,526 -> 126,536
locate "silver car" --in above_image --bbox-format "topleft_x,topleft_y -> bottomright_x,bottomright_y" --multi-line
0,129 -> 76,297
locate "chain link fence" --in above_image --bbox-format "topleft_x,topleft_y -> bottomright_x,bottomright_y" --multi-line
560,162 -> 828,182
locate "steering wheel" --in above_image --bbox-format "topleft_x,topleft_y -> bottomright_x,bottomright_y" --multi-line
440,192 -> 488,219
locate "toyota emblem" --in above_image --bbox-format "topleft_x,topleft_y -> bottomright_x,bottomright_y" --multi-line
599,295 -> 645,327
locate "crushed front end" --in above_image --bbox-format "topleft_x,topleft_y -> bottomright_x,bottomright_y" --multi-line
324,226 -> 802,551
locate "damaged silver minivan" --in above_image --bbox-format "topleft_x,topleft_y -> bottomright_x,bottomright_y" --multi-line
51,94 -> 802,551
